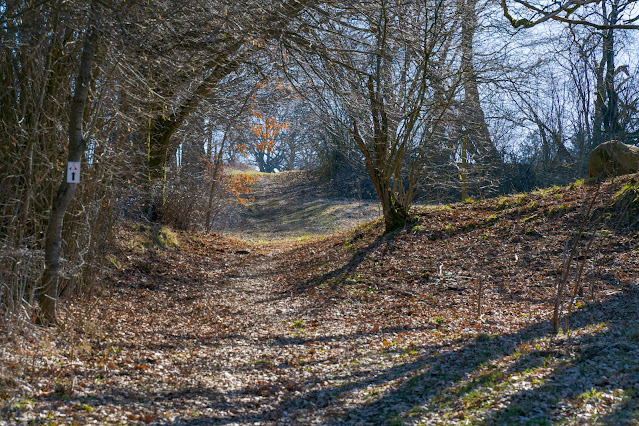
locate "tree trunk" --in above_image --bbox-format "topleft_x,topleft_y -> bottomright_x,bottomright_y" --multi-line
352,121 -> 408,234
593,1 -> 619,146
602,2 -> 620,141
382,199 -> 409,233
461,135 -> 468,202
38,24 -> 98,326
458,0 -> 500,164
146,59 -> 240,183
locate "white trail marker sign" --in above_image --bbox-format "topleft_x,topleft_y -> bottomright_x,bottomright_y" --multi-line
67,162 -> 81,184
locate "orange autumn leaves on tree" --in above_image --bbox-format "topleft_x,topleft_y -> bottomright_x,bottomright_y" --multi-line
202,156 -> 258,205
233,78 -> 293,161
226,173 -> 258,205
250,109 -> 290,155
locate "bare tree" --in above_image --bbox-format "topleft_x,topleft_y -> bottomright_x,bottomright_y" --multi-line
458,0 -> 502,166
38,6 -> 99,325
136,0 -> 317,188
283,0 -> 462,232
1,0 -> 148,322
501,0 -> 639,30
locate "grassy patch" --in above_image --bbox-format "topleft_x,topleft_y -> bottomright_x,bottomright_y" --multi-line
411,224 -> 425,233
226,169 -> 270,176
154,226 -> 179,248
546,203 -> 574,216
106,254 -> 122,270
578,387 -> 603,403
433,315 -> 445,324
533,185 -> 563,197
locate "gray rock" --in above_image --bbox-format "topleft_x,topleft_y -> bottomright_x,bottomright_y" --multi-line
588,140 -> 639,179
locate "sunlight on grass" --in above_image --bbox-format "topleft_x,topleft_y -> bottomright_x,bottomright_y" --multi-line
579,387 -> 603,402
390,318 -> 636,424
154,226 -> 179,248
226,169 -> 271,176
533,185 -> 563,196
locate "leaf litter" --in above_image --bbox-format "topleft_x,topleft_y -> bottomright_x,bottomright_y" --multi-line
1,175 -> 639,424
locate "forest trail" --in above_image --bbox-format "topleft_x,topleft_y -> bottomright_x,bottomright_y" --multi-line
74,232 -> 438,424
209,169 -> 380,240
3,231 -> 434,424
2,175 -> 639,424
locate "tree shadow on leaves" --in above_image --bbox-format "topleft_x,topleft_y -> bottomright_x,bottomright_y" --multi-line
182,288 -> 639,424
328,289 -> 639,425
289,232 -> 391,295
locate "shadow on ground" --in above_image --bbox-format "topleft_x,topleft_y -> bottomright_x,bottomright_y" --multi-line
190,287 -> 639,424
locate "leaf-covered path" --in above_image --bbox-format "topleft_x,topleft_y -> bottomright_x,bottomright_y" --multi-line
208,170 -> 380,240
2,176 -> 639,424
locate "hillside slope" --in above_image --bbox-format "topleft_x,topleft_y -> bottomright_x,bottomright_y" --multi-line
2,175 -> 638,424
208,169 -> 380,240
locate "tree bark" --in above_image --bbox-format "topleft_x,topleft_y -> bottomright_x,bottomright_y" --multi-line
351,121 -> 408,234
459,0 -> 500,164
592,1 -> 619,146
38,24 -> 98,326
602,2 -> 620,141
146,58 -> 241,182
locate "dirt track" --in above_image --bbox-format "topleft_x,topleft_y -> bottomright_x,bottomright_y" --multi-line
209,170 -> 380,240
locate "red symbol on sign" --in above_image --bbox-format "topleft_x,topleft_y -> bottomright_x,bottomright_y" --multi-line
67,162 -> 81,183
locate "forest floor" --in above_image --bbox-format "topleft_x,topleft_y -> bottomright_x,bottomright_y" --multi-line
2,173 -> 639,424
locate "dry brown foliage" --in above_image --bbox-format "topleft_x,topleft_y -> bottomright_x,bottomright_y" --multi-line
1,175 -> 638,423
